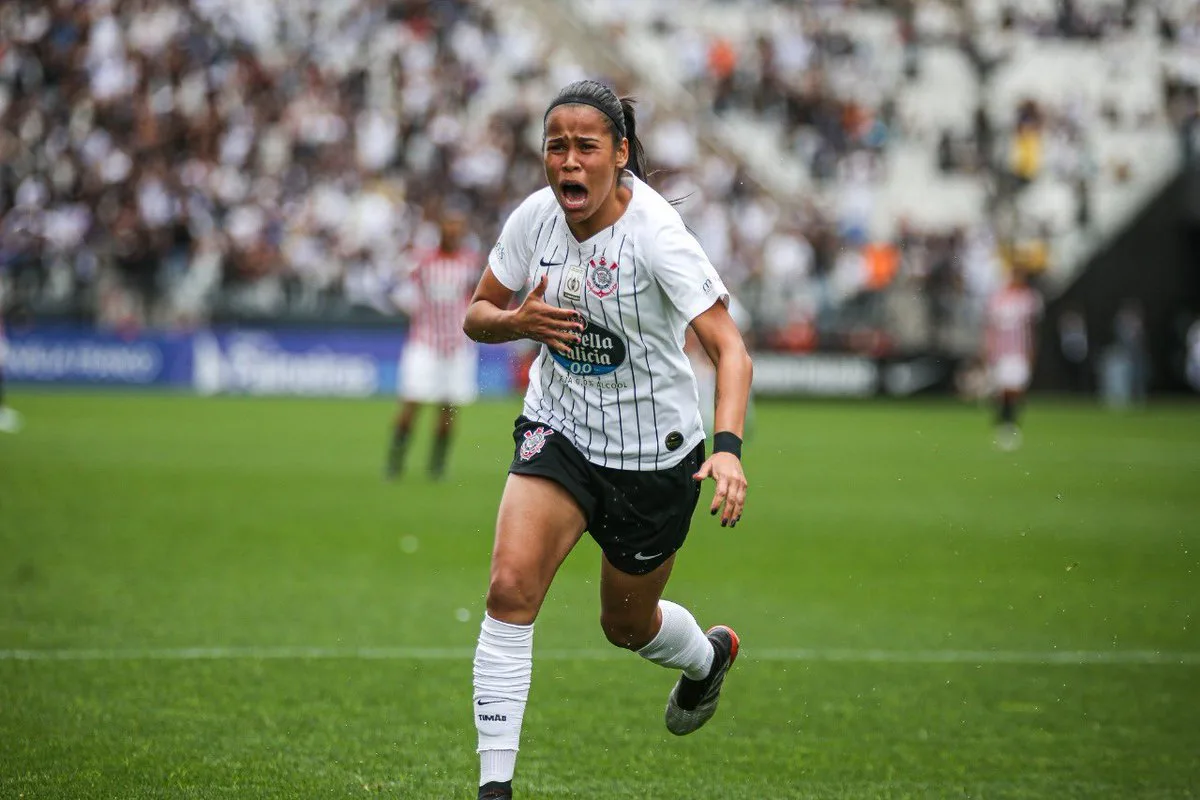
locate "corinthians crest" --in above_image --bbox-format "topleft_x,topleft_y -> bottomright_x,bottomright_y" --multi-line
585,256 -> 619,298
518,426 -> 554,461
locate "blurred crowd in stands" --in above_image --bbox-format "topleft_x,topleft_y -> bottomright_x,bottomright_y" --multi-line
1,0 -> 1197,357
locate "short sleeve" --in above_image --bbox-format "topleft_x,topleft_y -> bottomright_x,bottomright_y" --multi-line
488,199 -> 536,293
651,217 -> 729,323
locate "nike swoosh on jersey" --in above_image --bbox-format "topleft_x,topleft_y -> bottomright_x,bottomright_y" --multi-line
539,257 -> 565,267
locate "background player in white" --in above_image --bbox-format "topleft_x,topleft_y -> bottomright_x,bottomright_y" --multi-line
462,80 -> 753,800
386,206 -> 482,479
984,267 -> 1043,450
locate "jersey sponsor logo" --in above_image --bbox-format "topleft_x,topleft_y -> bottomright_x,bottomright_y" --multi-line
539,256 -> 564,267
585,256 -> 619,298
702,278 -> 714,295
518,426 -> 554,461
664,431 -> 684,451
550,318 -> 627,377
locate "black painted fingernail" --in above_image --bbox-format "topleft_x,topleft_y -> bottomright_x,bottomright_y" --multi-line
711,509 -> 718,516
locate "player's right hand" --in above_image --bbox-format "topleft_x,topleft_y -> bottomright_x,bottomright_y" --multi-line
512,275 -> 585,356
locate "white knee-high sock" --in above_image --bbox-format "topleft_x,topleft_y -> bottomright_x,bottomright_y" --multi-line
635,599 -> 714,680
473,613 -> 533,785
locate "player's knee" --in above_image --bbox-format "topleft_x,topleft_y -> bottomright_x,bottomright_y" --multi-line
485,567 -> 540,624
599,611 -> 652,651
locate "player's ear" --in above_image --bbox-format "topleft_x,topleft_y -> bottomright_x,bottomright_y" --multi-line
615,137 -> 629,170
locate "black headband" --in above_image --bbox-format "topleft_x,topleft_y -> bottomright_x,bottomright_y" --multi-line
544,95 -> 626,139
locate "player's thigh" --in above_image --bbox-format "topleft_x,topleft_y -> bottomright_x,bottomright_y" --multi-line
489,474 -> 588,613
598,552 -> 676,629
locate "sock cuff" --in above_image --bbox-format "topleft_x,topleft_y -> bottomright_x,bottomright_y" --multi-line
479,749 -> 518,784
637,599 -> 685,657
635,599 -> 713,680
483,613 -> 534,638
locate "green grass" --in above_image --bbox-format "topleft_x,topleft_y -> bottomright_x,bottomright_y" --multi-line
1,392 -> 1198,799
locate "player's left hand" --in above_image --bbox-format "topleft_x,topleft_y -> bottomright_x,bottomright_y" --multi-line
693,452 -> 746,528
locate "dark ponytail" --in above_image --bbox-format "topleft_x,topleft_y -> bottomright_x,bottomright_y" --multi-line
619,97 -> 647,182
544,79 -> 648,181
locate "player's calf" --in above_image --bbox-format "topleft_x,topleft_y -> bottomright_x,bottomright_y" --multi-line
599,610 -> 657,650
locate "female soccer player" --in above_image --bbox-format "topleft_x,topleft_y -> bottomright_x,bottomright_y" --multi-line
463,80 -> 753,800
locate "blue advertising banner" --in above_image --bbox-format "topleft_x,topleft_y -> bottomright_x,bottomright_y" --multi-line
5,326 -> 193,386
6,325 -> 519,397
192,329 -> 395,397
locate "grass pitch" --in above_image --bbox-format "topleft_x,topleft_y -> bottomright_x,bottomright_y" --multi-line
1,392 -> 1198,798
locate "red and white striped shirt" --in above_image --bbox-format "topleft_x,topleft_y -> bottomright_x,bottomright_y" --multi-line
986,284 -> 1043,361
406,247 -> 482,355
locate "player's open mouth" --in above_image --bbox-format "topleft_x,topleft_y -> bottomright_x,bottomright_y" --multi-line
560,181 -> 588,211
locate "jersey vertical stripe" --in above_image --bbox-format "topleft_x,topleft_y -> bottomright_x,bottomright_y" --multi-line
593,233 -> 621,467
553,246 -> 581,443
629,243 -> 661,466
610,234 -> 630,469
581,243 -> 600,464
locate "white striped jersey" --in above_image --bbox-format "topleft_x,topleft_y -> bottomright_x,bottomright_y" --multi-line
489,173 -> 729,471
407,246 -> 482,356
986,284 -> 1043,361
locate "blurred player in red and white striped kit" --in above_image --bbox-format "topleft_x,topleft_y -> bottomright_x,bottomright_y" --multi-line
984,268 -> 1043,450
386,207 -> 483,479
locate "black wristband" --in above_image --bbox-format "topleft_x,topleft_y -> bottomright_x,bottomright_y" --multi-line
712,431 -> 742,459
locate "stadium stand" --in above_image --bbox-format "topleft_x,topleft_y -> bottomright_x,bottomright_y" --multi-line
1,0 -> 1196,359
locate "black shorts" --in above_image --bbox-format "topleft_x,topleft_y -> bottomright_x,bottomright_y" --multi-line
508,416 -> 704,576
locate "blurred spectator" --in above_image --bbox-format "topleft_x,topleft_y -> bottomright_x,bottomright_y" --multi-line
1186,317 -> 1200,392
1057,307 -> 1091,393
1101,298 -> 1150,406
1009,114 -> 1044,188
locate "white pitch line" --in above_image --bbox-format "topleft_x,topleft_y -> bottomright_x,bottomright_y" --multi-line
749,648 -> 1200,665
0,646 -> 1197,666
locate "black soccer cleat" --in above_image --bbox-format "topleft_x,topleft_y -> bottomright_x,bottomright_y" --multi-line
664,625 -> 740,736
478,780 -> 512,799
